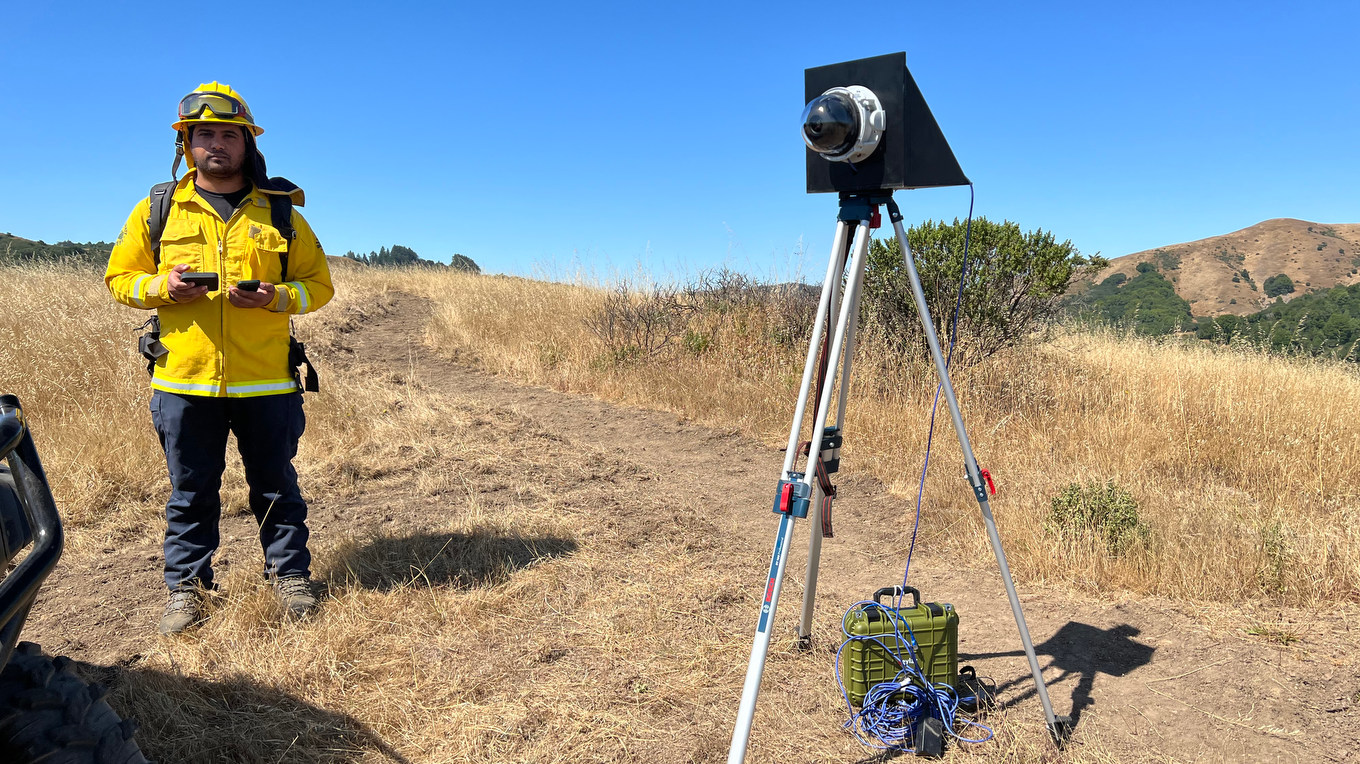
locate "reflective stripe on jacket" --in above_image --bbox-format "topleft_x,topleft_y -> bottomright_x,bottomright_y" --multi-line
105,171 -> 333,398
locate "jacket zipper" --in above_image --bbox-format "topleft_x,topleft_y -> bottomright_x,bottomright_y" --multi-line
218,236 -> 226,393
218,201 -> 250,396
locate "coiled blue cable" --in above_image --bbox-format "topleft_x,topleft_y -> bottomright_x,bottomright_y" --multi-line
836,186 -> 992,752
834,598 -> 994,750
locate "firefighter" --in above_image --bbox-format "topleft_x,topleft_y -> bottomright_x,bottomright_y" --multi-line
105,82 -> 333,635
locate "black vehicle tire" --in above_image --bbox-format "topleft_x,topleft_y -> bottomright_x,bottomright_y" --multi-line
0,642 -> 151,764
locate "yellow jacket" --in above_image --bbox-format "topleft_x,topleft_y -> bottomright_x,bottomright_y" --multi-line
105,172 -> 333,397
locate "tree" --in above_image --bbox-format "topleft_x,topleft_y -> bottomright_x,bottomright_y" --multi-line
862,217 -> 1106,361
1068,268 -> 1194,336
1215,313 -> 1241,342
1263,273 -> 1295,298
342,245 -> 480,272
450,254 -> 481,273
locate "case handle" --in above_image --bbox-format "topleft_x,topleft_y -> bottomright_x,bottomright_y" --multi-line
872,585 -> 920,609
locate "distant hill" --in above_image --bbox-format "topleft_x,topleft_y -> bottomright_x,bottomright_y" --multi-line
1203,282 -> 1360,360
0,233 -> 112,265
1091,219 -> 1360,317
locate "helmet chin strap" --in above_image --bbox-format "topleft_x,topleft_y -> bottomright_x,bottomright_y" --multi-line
171,134 -> 184,180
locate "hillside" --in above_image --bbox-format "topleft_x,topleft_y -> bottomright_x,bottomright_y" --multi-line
0,232 -> 112,264
1097,218 -> 1360,316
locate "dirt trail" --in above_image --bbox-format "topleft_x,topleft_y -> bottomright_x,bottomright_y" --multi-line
26,293 -> 1359,762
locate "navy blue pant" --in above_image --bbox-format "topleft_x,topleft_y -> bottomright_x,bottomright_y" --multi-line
151,390 -> 310,591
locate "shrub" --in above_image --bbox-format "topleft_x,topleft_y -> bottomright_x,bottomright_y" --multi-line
682,329 -> 712,355
1048,480 -> 1150,555
585,282 -> 694,362
863,217 -> 1105,363
685,268 -> 819,350
1263,273 -> 1295,298
1258,521 -> 1294,593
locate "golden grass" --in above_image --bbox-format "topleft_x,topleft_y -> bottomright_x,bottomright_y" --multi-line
0,263 -> 436,553
106,388 -> 1106,763
402,268 -> 1360,608
0,262 -> 165,543
1,261 -> 1349,762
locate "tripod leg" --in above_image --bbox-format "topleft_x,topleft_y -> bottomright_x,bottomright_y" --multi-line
779,221 -> 853,476
729,220 -> 855,764
833,257 -> 866,433
795,482 -> 823,649
885,198 -> 1067,740
796,225 -> 870,645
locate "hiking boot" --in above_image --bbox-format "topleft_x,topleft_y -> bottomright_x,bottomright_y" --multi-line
274,575 -> 319,620
159,588 -> 205,635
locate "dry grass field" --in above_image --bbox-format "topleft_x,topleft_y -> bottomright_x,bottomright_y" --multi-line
3,260 -> 1358,763
410,267 -> 1360,607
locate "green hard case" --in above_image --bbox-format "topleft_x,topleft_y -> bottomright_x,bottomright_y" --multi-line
841,586 -> 959,707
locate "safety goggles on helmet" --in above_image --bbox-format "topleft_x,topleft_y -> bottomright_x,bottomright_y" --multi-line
177,92 -> 255,126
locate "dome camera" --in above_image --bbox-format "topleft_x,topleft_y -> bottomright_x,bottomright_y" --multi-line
803,53 -> 968,194
801,86 -> 885,164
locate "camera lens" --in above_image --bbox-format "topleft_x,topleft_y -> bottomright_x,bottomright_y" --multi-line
802,92 -> 859,156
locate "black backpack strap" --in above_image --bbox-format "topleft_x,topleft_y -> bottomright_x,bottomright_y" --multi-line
260,176 -> 300,281
263,179 -> 315,392
146,181 -> 177,267
268,192 -> 295,281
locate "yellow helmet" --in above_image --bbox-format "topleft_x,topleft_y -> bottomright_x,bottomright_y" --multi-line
171,81 -> 264,136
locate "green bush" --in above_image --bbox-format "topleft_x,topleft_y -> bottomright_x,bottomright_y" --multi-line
682,329 -> 713,355
1066,269 -> 1194,335
862,217 -> 1104,363
1263,273 -> 1295,298
1048,480 -> 1150,555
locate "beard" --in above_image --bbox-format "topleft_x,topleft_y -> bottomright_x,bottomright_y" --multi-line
196,151 -> 245,180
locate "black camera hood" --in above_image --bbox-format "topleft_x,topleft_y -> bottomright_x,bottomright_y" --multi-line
805,52 -> 969,194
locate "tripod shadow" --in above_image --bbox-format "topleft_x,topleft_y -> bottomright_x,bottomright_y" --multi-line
959,621 -> 1155,730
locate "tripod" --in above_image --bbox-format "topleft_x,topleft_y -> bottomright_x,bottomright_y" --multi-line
726,191 -> 1069,763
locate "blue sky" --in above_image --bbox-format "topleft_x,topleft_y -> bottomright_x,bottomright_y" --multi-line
2,2 -> 1356,279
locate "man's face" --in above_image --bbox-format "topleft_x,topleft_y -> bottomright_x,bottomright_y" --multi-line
189,124 -> 247,179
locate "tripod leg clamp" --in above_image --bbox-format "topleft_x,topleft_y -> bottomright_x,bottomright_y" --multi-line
772,475 -> 812,519
1048,715 -> 1074,746
819,427 -> 843,474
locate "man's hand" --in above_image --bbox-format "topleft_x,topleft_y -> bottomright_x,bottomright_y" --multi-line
228,281 -> 277,309
167,264 -> 210,303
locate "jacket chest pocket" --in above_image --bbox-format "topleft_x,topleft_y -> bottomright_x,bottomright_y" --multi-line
159,218 -> 205,271
246,224 -> 290,283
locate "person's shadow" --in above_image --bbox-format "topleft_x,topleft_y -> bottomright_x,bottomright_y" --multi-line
961,621 -> 1155,729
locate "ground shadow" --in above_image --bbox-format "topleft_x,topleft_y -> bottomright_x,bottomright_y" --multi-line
959,621 -> 1155,729
79,659 -> 413,764
320,530 -> 578,592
